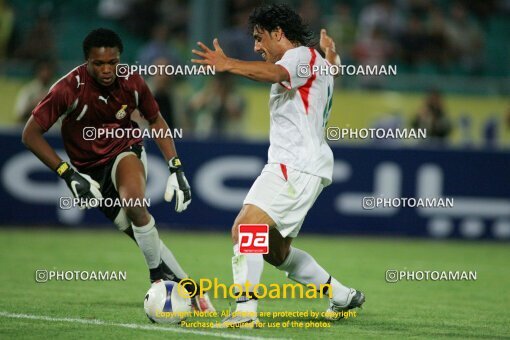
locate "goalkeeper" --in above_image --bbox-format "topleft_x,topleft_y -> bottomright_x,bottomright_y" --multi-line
21,28 -> 214,312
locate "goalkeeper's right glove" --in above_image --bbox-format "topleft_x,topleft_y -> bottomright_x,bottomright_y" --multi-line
56,161 -> 102,208
164,157 -> 191,213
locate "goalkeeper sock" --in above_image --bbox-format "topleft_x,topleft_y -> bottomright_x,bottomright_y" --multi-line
160,240 -> 187,280
232,244 -> 263,313
277,246 -> 351,304
124,226 -> 186,281
133,215 -> 161,272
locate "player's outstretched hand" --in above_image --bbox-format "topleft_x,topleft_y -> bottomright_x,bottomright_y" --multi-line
56,161 -> 103,209
320,29 -> 336,57
164,157 -> 191,213
191,39 -> 229,72
320,29 -> 340,67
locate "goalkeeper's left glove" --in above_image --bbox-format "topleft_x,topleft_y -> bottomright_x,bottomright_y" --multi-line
164,157 -> 191,212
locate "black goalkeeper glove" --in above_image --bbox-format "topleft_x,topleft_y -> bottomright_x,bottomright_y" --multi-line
56,161 -> 102,208
164,157 -> 191,212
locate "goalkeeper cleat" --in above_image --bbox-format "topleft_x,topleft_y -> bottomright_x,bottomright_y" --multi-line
325,288 -> 365,321
191,292 -> 216,312
215,313 -> 260,329
149,266 -> 166,284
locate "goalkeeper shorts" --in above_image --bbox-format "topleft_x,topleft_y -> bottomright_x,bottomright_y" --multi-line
243,163 -> 324,238
84,143 -> 147,230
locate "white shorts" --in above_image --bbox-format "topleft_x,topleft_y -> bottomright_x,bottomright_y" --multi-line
243,163 -> 324,238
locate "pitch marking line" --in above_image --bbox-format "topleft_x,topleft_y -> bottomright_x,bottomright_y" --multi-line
0,311 -> 289,340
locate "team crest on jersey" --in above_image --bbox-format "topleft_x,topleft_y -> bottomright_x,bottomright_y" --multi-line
116,105 -> 128,119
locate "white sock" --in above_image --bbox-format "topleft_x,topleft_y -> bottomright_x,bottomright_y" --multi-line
232,244 -> 263,313
132,216 -> 160,269
329,277 -> 352,306
277,246 -> 350,301
160,240 -> 187,279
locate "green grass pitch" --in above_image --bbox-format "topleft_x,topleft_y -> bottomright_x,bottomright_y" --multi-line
0,228 -> 508,339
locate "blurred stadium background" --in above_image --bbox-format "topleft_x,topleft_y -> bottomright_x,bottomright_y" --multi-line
0,0 -> 509,240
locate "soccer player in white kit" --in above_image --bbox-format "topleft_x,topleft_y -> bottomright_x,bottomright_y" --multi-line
192,4 -> 365,327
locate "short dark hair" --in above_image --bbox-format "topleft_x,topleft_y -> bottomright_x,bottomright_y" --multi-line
248,3 -> 314,46
82,28 -> 124,59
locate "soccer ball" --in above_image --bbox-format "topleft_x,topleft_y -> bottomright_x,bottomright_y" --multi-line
143,280 -> 192,324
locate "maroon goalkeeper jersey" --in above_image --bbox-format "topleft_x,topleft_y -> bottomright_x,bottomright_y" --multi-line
32,63 -> 160,171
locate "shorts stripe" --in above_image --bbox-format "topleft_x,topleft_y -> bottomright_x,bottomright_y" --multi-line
280,163 -> 288,181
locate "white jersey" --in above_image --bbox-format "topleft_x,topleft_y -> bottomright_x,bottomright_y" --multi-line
269,46 -> 334,185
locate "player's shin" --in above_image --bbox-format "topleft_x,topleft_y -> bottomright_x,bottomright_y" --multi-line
123,225 -> 188,283
132,215 -> 164,282
122,226 -> 183,278
276,246 -> 351,305
232,244 -> 264,313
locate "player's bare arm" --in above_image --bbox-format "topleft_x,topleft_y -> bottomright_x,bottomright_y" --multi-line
148,112 -> 178,162
191,39 -> 289,83
320,28 -> 341,77
21,116 -> 62,170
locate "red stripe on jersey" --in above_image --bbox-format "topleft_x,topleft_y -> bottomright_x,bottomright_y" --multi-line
280,163 -> 288,181
298,48 -> 317,115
